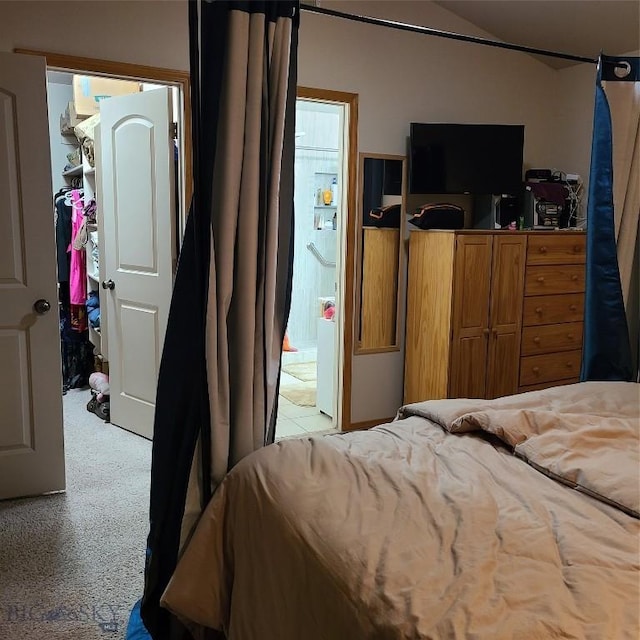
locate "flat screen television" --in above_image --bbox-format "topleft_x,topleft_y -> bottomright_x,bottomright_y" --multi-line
409,123 -> 524,195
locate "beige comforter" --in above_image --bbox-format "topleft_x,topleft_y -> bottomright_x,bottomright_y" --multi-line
162,382 -> 640,639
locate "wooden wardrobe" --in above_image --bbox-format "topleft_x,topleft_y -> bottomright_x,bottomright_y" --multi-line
403,230 -> 586,404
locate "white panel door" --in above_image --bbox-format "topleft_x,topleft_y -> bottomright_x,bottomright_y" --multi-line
99,88 -> 175,439
0,53 -> 65,499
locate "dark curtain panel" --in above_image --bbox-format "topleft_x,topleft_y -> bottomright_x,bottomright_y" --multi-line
141,1 -> 299,638
581,54 -> 638,381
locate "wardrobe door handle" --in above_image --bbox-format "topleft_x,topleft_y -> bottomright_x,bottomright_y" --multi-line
492,328 -> 498,338
482,328 -> 490,337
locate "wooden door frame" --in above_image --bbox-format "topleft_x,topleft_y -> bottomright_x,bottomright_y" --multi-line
297,87 -> 358,431
14,49 -> 192,214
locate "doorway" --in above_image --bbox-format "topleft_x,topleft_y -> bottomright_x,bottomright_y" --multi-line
275,93 -> 353,438
44,65 -> 186,441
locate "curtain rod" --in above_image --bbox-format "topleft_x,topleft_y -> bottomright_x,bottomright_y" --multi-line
299,3 -> 598,66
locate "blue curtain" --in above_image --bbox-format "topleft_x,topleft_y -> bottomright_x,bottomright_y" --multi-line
581,55 -> 638,381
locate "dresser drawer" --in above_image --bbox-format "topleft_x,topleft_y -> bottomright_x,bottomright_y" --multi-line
523,294 -> 584,326
524,264 -> 585,296
521,322 -> 583,355
520,350 -> 582,386
527,234 -> 586,265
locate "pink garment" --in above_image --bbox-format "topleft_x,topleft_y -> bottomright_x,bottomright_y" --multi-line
69,189 -> 87,305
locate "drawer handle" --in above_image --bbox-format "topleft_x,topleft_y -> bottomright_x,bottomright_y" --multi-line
537,276 -> 545,283
573,245 -> 582,253
567,334 -> 574,340
571,274 -> 579,281
533,336 -> 541,344
535,307 -> 543,314
566,362 -> 574,368
539,246 -> 547,254
532,366 -> 540,374
569,304 -> 577,312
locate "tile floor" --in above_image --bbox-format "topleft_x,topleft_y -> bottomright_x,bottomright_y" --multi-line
276,370 -> 337,438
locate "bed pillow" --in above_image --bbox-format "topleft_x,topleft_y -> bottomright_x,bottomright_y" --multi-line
459,407 -> 640,518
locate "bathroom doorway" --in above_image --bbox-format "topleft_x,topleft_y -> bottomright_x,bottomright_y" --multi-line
275,95 -> 350,438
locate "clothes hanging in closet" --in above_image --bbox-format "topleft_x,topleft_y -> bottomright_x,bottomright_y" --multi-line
69,188 -> 88,332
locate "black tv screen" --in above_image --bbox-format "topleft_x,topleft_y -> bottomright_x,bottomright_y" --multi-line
409,123 -> 524,195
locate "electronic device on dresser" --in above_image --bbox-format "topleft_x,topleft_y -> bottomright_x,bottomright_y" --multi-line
473,192 -> 529,229
524,168 -> 578,229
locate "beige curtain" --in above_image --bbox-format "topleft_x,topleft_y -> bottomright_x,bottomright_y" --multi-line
142,2 -> 299,638
605,77 -> 640,372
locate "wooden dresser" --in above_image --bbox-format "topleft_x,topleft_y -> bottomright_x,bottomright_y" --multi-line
518,234 -> 585,392
403,230 -> 585,404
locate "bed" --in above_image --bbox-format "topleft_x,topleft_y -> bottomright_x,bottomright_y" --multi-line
161,382 -> 639,639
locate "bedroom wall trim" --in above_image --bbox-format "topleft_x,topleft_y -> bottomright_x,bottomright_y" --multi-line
13,48 -> 193,214
297,86 -> 358,431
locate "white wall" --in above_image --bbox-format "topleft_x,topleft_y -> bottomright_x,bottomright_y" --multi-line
46,80 -> 75,193
1,0 -> 601,425
289,102 -> 340,348
0,1 -> 189,70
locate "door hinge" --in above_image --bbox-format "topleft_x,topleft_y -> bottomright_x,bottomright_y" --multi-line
170,122 -> 178,140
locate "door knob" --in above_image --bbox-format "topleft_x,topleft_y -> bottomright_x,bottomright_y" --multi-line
33,299 -> 51,315
102,279 -> 115,291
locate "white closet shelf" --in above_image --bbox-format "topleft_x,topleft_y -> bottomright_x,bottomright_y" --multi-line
62,165 -> 82,177
84,166 -> 96,176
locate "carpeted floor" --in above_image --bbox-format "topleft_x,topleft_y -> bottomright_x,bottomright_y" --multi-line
0,389 -> 151,639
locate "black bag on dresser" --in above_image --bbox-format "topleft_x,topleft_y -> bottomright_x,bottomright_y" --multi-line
409,203 -> 465,230
364,203 -> 401,229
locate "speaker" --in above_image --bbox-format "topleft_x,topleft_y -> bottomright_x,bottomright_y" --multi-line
473,194 -> 525,229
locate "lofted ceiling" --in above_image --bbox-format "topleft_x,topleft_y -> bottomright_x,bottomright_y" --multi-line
433,1 -> 640,69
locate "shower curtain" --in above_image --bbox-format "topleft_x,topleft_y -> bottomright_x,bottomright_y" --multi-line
140,1 -> 299,638
581,54 -> 640,382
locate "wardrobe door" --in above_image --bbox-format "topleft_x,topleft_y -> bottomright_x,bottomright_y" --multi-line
449,235 -> 492,398
485,235 -> 526,399
99,88 -> 176,439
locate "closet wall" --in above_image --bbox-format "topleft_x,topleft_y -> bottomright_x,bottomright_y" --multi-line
46,73 -> 74,193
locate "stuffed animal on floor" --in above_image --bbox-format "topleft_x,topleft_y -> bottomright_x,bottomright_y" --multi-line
87,371 -> 111,422
89,371 -> 110,402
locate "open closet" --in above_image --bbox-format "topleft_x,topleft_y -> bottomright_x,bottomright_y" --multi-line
48,71 -> 182,439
